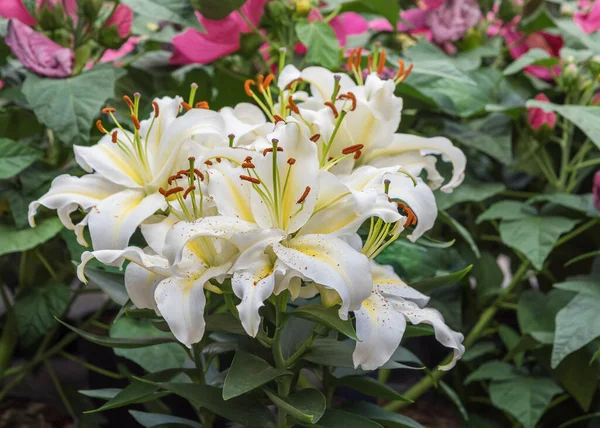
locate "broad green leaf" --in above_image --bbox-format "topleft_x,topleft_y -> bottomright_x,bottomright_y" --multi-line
464,361 -> 519,384
476,201 -> 535,223
57,318 -> 177,348
223,351 -> 288,400
21,65 -> 126,146
438,211 -> 480,258
336,376 -> 411,402
553,278 -> 600,298
529,193 -> 598,216
264,388 -> 326,424
499,215 -> 579,270
338,0 -> 399,27
110,317 -> 186,372
517,290 -> 574,344
86,369 -> 182,413
443,114 -> 513,164
14,282 -> 70,347
0,217 -> 63,256
303,339 -> 355,367
84,267 -> 129,305
552,293 -> 600,368
400,41 -> 475,85
526,100 -> 600,150
0,106 -> 43,141
129,410 -> 203,428
0,138 -> 40,179
503,48 -> 557,75
471,252 -> 503,306
344,402 -> 423,428
152,382 -> 275,427
462,341 -> 497,362
205,312 -> 246,335
439,381 -> 468,421
122,0 -> 204,31
295,21 -> 340,69
489,375 -> 562,428
553,18 -> 599,53
315,409 -> 383,428
410,265 -> 472,294
291,305 -> 357,340
498,325 -> 524,367
436,179 -> 505,211
519,6 -> 554,33
79,389 -> 121,399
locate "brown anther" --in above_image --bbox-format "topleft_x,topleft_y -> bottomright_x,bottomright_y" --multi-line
181,101 -> 192,111
277,146 -> 283,152
244,79 -> 256,97
310,134 -> 321,142
297,186 -> 311,204
257,75 -> 264,91
205,160 -> 213,166
159,188 -> 167,196
397,202 -> 418,226
285,77 -> 303,89
111,131 -> 118,144
347,49 -> 355,71
324,101 -> 339,118
377,49 -> 387,75
165,186 -> 184,197
101,107 -> 116,114
245,156 -> 253,162
367,54 -> 373,73
123,95 -> 135,110
263,147 -> 273,156
353,150 -> 362,160
354,47 -> 363,69
152,101 -> 160,116
242,162 -> 255,169
168,174 -> 182,185
195,101 -> 209,109
338,92 -> 357,111
342,144 -> 364,155
177,170 -> 191,176
263,73 -> 275,89
273,115 -> 285,124
96,120 -> 107,134
287,158 -> 296,165
183,185 -> 196,199
216,157 -> 222,163
287,96 -> 300,114
194,169 -> 204,181
240,175 -> 261,184
130,114 -> 141,130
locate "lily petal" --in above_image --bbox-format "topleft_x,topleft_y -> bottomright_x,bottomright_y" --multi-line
125,256 -> 166,313
301,66 -> 356,102
372,262 -> 429,307
278,64 -> 302,90
206,161 -> 255,223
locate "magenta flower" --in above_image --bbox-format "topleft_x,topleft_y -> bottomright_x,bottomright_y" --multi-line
594,171 -> 600,211
5,19 -> 73,77
104,4 -> 133,38
170,0 -> 267,65
528,93 -> 557,130
574,0 -> 600,33
0,0 -> 77,24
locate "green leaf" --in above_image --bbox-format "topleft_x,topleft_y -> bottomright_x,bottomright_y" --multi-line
129,410 -> 203,428
400,41 -> 475,85
565,250 -> 600,267
205,312 -> 246,335
264,388 -> 326,424
410,265 -> 472,294
476,201 -> 535,223
336,376 -> 411,402
503,48 -> 557,75
439,381 -> 468,421
552,293 -> 600,368
344,402 -> 423,428
302,339 -> 355,367
86,369 -> 181,413
110,317 -> 186,372
315,409 -> 383,428
553,278 -> 600,298
498,325 -> 524,367
57,318 -> 177,349
528,193 -> 598,217
517,289 -> 574,344
489,375 -> 562,428
339,0 -> 399,27
122,0 -> 204,31
558,413 -> 600,428
291,305 -> 357,340
223,351 -> 288,400
22,66 -> 126,146
84,267 -> 129,305
462,341 -> 497,362
436,179 -> 505,211
525,100 -> 600,151
464,361 -> 519,384
471,252 -> 503,307
14,282 -> 70,347
192,0 -> 246,20
499,215 -> 579,270
295,21 -> 340,69
79,389 -> 121,400
438,211 -> 480,258
151,382 -> 275,427
444,114 -> 513,164
0,138 -> 40,179
553,18 -> 599,53
0,217 -> 63,256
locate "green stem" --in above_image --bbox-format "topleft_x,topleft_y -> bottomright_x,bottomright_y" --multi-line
384,260 -> 531,412
555,218 -> 600,248
35,248 -> 58,281
45,359 -> 76,420
59,351 -> 124,379
272,294 -> 292,428
285,332 -> 316,367
0,285 -> 18,378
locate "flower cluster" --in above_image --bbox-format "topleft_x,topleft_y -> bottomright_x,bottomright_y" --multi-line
29,51 -> 466,370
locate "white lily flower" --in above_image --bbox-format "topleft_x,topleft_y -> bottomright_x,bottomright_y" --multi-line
29,96 -> 226,250
353,262 -> 465,371
219,102 -> 274,147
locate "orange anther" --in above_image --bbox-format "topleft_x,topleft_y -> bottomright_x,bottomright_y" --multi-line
263,147 -> 273,156
273,115 -> 285,124
96,120 -> 107,134
165,186 -> 184,197
377,49 -> 387,75
397,202 -> 418,226
242,161 -> 255,169
181,101 -> 192,111
102,107 -> 116,114
354,47 -> 363,69
194,169 -> 204,181
277,146 -> 283,152
131,114 -> 141,130
353,150 -> 362,160
324,101 -> 339,118
263,73 -> 275,89
297,186 -> 311,204
240,175 -> 261,184
342,144 -> 364,155
245,156 -> 253,162
244,79 -> 256,97
205,160 -> 213,166
159,188 -> 167,196
195,101 -> 209,109
152,101 -> 160,117
367,54 -> 373,73
287,96 -> 300,114
123,96 -> 135,110
338,92 -> 357,111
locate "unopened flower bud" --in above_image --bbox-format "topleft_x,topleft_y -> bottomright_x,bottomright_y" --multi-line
528,93 -> 556,131
295,0 -> 312,16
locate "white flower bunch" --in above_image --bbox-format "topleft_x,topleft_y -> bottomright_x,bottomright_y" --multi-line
29,49 -> 466,371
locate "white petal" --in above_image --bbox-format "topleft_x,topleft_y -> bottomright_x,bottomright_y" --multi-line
301,67 -> 356,102
28,173 -> 122,229
140,214 -> 177,256
232,255 -> 278,337
220,103 -> 274,147
125,259 -> 165,312
392,300 -> 465,370
353,291 -> 407,370
230,228 -> 286,271
273,234 -> 372,319
278,64 -> 302,90
87,189 -> 167,250
139,96 -> 182,157
155,264 -> 230,347
371,262 -> 429,307
206,161 -> 255,223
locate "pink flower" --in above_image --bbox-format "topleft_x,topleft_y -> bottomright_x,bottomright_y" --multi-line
593,171 -> 600,211
528,93 -> 557,130
99,37 -> 139,64
0,80 -> 4,90
574,0 -> 600,33
0,0 -> 77,25
5,18 -> 73,77
170,0 -> 267,65
104,4 -> 133,38
592,92 -> 600,105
